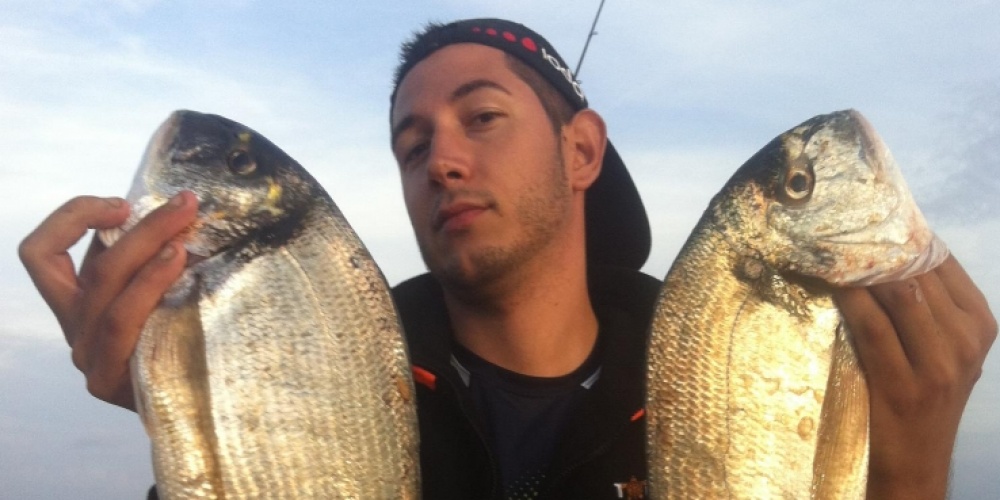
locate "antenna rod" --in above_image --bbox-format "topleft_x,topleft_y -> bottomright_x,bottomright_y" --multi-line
574,0 -> 608,78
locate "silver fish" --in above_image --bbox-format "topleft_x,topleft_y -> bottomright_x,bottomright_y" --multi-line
100,110 -> 420,499
645,110 -> 948,499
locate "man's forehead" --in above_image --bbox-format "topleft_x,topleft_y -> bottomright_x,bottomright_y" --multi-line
392,45 -> 512,107
396,43 -> 513,96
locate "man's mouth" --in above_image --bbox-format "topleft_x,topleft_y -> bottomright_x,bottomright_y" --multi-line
434,201 -> 489,232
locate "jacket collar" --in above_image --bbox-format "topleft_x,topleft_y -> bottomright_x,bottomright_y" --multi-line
391,266 -> 661,414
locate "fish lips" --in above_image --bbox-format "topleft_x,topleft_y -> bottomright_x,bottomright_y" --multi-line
97,192 -> 216,265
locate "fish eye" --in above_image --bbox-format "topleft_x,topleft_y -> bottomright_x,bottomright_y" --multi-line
787,172 -> 811,196
228,150 -> 256,176
779,161 -> 815,204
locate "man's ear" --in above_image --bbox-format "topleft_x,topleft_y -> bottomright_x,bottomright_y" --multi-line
562,109 -> 607,191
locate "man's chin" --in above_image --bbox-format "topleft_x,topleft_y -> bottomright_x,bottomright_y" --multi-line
427,251 -> 514,296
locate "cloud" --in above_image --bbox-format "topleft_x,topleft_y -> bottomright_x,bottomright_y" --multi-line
918,84 -> 1000,222
577,0 -> 1000,163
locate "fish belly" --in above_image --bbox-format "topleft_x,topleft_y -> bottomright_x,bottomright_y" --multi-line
138,208 -> 420,499
646,233 -> 868,499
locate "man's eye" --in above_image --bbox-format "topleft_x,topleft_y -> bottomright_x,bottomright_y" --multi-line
404,142 -> 429,165
471,111 -> 502,126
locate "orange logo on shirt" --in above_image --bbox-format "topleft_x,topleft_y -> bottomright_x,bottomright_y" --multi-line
612,476 -> 647,499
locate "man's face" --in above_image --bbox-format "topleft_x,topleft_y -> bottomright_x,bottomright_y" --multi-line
391,43 -> 573,291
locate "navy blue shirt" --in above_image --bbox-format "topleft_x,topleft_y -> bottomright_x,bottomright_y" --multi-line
451,338 -> 604,498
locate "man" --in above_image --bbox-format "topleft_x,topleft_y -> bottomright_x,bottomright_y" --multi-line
18,17 -> 996,500
388,20 -> 657,497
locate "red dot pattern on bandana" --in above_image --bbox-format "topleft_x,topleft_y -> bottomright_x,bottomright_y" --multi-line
470,25 -> 539,54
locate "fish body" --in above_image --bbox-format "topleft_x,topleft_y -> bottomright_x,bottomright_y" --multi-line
645,110 -> 947,499
101,110 -> 420,499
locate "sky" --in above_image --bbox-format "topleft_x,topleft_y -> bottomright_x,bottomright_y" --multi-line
1,0 -> 998,498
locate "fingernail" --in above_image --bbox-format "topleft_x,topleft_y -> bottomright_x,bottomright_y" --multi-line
159,243 -> 177,261
104,197 -> 124,208
168,192 -> 186,207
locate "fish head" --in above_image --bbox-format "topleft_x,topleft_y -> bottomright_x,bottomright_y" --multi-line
726,109 -> 947,286
99,110 -> 320,260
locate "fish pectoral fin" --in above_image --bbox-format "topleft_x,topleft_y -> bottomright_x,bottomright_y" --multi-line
811,321 -> 869,499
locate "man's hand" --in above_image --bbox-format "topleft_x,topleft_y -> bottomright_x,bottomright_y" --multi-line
835,255 -> 997,500
18,192 -> 198,410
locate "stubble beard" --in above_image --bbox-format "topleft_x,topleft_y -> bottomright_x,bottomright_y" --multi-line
419,148 -> 572,299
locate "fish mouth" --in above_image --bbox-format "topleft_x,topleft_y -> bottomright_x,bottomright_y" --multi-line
98,216 -> 212,268
810,210 -> 905,245
96,192 -> 170,249
855,233 -> 949,285
97,191 -> 214,267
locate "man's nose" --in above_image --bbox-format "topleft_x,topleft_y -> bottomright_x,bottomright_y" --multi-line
426,129 -> 471,185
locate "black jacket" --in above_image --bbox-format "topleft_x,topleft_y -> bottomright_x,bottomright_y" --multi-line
392,267 -> 662,500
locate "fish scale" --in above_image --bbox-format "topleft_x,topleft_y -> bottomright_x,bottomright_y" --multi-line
645,110 -> 947,499
103,110 -> 420,499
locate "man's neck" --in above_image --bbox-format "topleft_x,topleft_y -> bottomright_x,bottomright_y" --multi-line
442,254 -> 598,378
